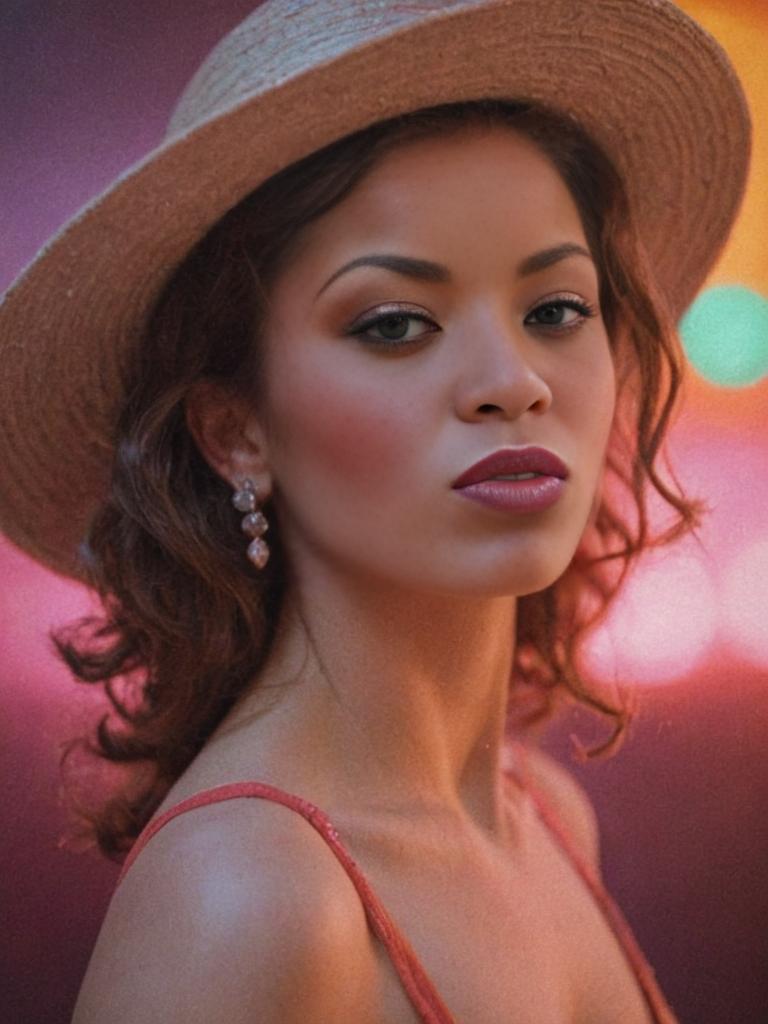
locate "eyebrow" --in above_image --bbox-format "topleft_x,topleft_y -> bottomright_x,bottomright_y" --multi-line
315,242 -> 594,299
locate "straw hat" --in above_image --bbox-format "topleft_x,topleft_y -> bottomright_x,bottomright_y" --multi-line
0,0 -> 751,581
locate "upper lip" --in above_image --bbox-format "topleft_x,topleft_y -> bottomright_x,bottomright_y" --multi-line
452,446 -> 570,488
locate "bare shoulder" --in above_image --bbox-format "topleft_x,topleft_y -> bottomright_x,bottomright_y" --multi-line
520,743 -> 602,874
72,795 -> 377,1024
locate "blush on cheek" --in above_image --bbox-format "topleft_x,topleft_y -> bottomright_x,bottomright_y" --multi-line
271,371 -> 417,503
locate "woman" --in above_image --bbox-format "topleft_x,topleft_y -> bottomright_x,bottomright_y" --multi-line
0,1 -> 750,1022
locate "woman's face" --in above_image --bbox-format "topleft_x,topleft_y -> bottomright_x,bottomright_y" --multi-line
256,126 -> 616,597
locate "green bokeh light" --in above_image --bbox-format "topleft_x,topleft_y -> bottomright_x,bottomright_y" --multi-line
678,285 -> 768,387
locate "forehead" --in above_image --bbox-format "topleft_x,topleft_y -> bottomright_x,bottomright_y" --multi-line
284,126 -> 588,271
361,126 -> 568,203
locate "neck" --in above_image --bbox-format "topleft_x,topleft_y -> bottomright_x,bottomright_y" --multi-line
224,564 -> 520,841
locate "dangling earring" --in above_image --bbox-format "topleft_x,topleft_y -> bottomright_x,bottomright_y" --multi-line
231,478 -> 270,569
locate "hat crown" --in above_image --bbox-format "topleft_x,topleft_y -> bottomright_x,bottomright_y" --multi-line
168,0 -> 483,138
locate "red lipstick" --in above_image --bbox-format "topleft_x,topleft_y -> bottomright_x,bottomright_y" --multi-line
452,446 -> 569,514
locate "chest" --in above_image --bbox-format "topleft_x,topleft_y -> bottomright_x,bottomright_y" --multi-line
345,796 -> 655,1024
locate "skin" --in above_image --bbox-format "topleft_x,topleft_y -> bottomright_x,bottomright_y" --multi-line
185,125 -> 616,845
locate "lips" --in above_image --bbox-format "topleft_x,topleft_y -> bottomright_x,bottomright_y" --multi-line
452,446 -> 569,488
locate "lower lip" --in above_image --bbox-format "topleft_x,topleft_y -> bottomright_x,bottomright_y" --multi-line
453,476 -> 565,513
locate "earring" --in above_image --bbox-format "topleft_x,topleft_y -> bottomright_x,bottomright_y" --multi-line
231,478 -> 270,570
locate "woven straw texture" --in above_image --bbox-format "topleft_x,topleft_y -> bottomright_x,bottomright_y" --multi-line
0,0 -> 752,579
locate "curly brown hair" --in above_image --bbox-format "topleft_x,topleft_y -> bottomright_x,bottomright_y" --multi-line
52,98 -> 707,863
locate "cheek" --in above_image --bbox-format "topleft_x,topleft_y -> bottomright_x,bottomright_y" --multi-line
599,349 -> 618,438
558,340 -> 616,482
581,346 -> 617,483
265,346 -> 422,505
577,338 -> 616,430
592,357 -> 616,440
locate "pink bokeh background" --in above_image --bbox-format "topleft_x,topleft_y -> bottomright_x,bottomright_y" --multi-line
2,2 -> 767,1022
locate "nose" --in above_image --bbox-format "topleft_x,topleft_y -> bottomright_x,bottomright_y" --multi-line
453,309 -> 554,422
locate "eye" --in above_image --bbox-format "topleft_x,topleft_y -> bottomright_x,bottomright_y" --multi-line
525,296 -> 598,334
346,306 -> 438,349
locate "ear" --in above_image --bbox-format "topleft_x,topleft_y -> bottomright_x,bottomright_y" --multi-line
184,379 -> 271,496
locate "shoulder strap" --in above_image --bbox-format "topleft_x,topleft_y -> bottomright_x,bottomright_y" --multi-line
508,741 -> 679,1024
116,781 -> 457,1024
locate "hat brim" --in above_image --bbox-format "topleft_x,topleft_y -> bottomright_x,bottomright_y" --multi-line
0,0 -> 751,580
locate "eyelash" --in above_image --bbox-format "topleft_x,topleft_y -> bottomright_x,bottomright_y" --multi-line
346,296 -> 599,350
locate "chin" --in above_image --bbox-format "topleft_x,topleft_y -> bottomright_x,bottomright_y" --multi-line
409,557 -> 573,600
477,539 -> 581,596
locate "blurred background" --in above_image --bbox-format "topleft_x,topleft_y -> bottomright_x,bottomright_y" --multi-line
1,1 -> 766,1021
